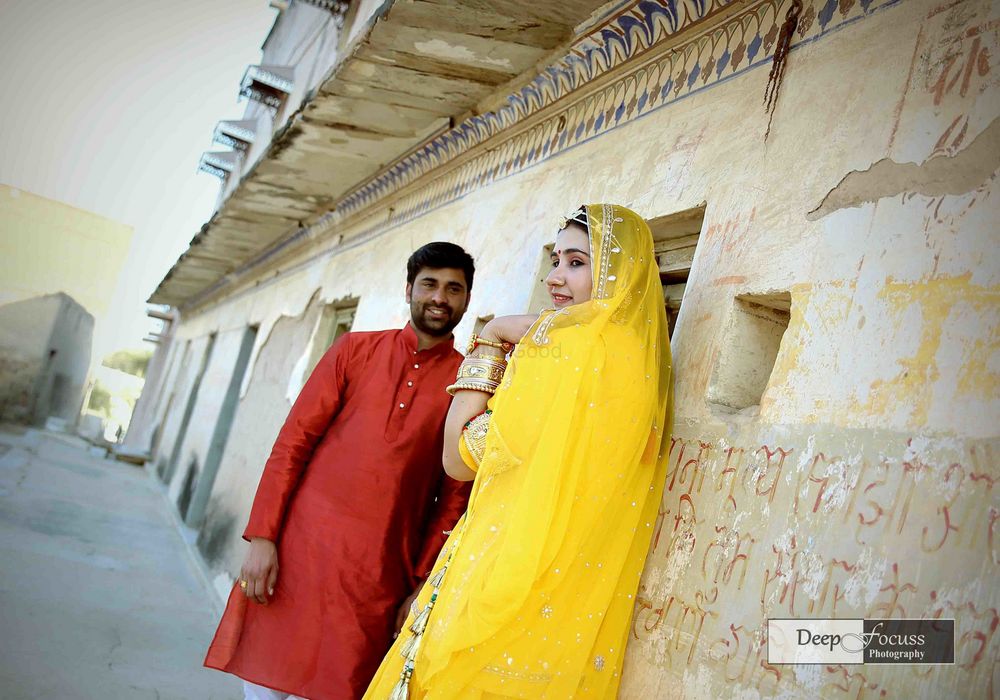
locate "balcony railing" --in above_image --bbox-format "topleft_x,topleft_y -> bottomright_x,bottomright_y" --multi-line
238,65 -> 295,110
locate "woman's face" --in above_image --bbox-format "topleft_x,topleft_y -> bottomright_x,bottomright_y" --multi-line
545,222 -> 593,308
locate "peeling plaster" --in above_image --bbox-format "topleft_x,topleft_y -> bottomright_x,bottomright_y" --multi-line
412,38 -> 514,70
807,116 -> 1000,220
238,289 -> 323,399
285,310 -> 324,403
841,546 -> 887,609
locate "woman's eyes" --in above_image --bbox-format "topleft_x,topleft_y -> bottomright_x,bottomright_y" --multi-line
551,258 -> 587,268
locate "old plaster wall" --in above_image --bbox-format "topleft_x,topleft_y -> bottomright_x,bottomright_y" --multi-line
617,1 -> 998,696
142,338 -> 188,463
153,334 -> 211,482
163,326 -> 250,516
146,0 -> 997,695
195,296 -> 323,596
121,323 -> 177,456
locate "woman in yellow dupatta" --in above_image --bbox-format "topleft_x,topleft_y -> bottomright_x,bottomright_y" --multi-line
364,204 -> 672,699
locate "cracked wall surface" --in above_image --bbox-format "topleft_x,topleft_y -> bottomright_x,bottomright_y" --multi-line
808,115 -> 1000,219
132,0 -> 1000,696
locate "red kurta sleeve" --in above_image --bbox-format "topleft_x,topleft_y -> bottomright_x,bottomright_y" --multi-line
412,475 -> 472,582
243,333 -> 352,542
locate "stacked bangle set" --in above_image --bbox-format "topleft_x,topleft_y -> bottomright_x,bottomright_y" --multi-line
445,334 -> 511,396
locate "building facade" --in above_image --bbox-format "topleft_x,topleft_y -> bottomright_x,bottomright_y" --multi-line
0,293 -> 94,425
0,184 -> 133,426
0,184 -> 133,321
129,0 -> 999,696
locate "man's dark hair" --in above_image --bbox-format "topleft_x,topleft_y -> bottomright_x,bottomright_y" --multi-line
406,242 -> 475,292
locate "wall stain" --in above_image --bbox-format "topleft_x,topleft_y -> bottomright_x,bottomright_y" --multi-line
198,502 -> 238,567
851,273 -> 999,426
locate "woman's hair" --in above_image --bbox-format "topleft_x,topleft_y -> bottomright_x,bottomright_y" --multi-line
406,242 -> 476,292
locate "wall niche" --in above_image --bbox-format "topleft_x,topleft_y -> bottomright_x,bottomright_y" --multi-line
707,292 -> 791,412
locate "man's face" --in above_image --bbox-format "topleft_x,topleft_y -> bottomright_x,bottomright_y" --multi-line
406,267 -> 470,337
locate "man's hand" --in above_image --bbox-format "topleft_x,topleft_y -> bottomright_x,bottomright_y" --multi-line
240,537 -> 278,605
394,585 -> 424,636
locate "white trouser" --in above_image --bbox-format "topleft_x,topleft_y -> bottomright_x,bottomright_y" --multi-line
243,680 -> 308,700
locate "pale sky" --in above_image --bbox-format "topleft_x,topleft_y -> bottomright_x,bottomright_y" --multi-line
0,0 -> 277,358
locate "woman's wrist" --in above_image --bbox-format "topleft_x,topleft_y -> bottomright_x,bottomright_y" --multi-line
468,321 -> 510,358
477,320 -> 505,344
469,344 -> 505,359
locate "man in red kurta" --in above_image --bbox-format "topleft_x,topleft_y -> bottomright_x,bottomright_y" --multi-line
205,243 -> 475,699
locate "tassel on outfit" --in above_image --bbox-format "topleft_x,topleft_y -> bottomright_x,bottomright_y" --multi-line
399,632 -> 418,661
388,669 -> 411,700
388,545 -> 456,697
409,603 -> 432,636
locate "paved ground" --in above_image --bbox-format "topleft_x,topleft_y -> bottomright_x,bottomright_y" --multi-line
0,426 -> 241,700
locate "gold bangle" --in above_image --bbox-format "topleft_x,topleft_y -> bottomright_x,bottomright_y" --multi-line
466,334 -> 514,355
446,379 -> 498,396
455,357 -> 507,384
446,356 -> 506,395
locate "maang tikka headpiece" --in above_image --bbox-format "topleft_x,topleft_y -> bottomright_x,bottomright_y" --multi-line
556,206 -> 590,232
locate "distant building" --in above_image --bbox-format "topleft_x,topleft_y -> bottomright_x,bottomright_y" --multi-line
0,184 -> 132,321
131,0 -> 999,696
0,292 -> 93,425
0,185 -> 132,426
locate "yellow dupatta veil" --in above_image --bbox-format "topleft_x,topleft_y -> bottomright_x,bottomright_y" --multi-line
366,204 -> 672,699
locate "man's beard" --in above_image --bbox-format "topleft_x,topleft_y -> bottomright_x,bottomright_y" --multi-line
410,300 -> 461,337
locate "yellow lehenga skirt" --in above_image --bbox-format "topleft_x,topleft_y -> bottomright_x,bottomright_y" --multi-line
366,440 -> 666,697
